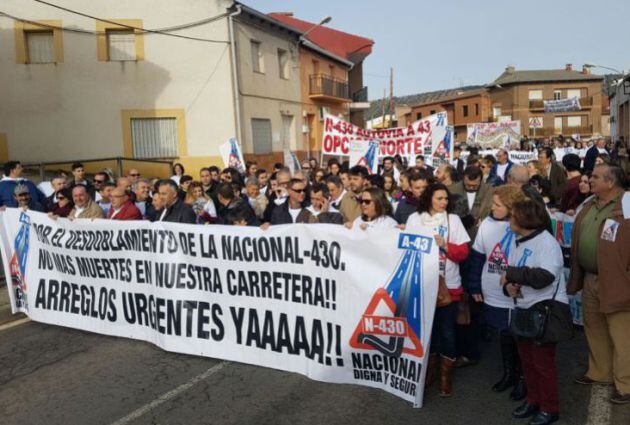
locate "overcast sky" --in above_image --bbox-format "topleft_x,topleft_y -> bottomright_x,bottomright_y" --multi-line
245,0 -> 629,99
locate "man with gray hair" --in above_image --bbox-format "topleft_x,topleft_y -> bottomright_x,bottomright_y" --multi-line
507,165 -> 545,206
568,164 -> 630,404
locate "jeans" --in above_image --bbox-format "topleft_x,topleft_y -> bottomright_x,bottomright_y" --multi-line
431,302 -> 458,359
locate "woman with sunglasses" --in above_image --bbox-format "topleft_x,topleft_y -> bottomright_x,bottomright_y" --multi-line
405,183 -> 470,397
50,187 -> 74,218
345,187 -> 397,230
468,185 -> 529,400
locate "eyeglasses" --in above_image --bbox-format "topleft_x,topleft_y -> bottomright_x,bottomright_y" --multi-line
16,193 -> 29,197
290,188 -> 306,194
130,173 -> 140,177
94,179 -> 106,184
57,196 -> 65,200
359,198 -> 373,205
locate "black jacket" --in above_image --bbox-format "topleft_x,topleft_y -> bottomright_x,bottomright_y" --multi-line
157,199 -> 196,224
217,198 -> 260,226
270,201 -> 313,225
316,211 -> 344,225
584,145 -> 607,173
394,196 -> 418,224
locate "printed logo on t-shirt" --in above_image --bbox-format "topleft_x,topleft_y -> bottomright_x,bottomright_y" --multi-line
488,226 -> 514,274
437,225 -> 447,275
517,248 -> 533,267
601,219 -> 619,242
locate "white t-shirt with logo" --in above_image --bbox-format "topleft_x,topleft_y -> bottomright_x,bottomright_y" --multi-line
473,217 -> 517,309
352,215 -> 398,230
406,212 -> 470,290
509,230 -> 567,309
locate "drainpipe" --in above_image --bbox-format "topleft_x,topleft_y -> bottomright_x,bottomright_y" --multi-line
228,4 -> 243,147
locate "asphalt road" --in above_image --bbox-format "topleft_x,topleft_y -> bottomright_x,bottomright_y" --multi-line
0,320 -> 628,425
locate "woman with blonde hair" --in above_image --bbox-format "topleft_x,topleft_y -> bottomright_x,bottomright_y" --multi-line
526,160 -> 545,178
468,185 -> 529,401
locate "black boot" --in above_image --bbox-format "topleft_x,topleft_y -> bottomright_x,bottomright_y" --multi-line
510,350 -> 527,400
492,331 -> 517,392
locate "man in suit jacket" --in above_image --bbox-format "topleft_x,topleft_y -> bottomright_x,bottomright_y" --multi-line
326,175 -> 360,222
108,188 -> 142,220
307,183 -> 344,225
584,136 -> 609,173
449,166 -> 493,240
270,179 -> 314,225
538,147 -> 567,203
155,179 -> 196,224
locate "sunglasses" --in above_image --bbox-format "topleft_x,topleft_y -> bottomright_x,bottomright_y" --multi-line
290,188 -> 306,194
94,179 -> 106,184
57,196 -> 65,200
130,173 -> 140,177
16,193 -> 29,197
359,198 -> 373,205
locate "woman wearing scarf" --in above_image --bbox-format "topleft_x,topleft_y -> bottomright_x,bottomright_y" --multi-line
406,183 -> 470,397
468,185 -> 529,401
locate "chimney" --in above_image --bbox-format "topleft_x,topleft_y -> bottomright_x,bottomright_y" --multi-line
565,63 -> 573,71
582,65 -> 591,75
505,65 -> 515,74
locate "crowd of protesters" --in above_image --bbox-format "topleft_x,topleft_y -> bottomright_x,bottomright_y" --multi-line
0,133 -> 628,425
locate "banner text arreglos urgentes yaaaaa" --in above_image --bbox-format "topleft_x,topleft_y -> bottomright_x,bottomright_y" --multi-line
0,210 -> 440,407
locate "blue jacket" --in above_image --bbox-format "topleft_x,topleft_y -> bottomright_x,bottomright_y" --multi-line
489,161 -> 514,186
0,179 -> 46,208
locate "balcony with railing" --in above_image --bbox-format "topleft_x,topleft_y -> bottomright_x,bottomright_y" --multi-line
528,125 -> 593,137
529,96 -> 593,110
309,74 -> 350,102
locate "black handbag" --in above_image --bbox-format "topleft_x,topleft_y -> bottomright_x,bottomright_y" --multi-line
509,278 -> 574,344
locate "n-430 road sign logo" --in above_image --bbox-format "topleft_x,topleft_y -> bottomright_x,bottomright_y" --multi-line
10,212 -> 31,310
350,234 -> 431,359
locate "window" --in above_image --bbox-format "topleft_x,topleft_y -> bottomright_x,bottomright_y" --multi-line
107,30 -> 136,61
416,112 -> 423,120
251,118 -> 272,154
25,31 -> 55,63
554,117 -> 563,132
567,116 -> 583,127
430,110 -> 436,115
312,60 -> 320,74
122,109 -> 186,159
553,90 -> 562,100
131,118 -> 178,158
251,40 -> 264,73
14,21 -> 64,64
475,103 -> 479,116
277,49 -> 289,79
97,20 -> 144,62
528,89 -> 543,100
567,89 -> 582,99
492,106 -> 502,117
462,105 -> 469,117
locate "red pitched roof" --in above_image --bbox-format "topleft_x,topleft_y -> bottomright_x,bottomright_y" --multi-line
268,13 -> 373,64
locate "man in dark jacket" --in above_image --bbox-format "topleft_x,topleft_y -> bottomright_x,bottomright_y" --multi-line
155,179 -> 196,224
394,169 -> 432,224
0,161 -> 46,207
583,136 -> 609,173
538,147 -> 567,202
308,183 -> 344,225
269,179 -> 313,225
215,182 -> 259,226
490,149 -> 514,186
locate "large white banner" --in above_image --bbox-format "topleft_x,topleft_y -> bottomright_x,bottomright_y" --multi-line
322,113 -> 448,165
461,149 -> 537,165
466,121 -> 521,149
0,210 -> 440,407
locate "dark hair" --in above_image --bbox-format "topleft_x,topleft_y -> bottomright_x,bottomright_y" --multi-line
326,174 -> 343,188
273,162 -> 284,170
528,175 -> 553,201
94,171 -> 110,182
71,184 -> 89,194
349,165 -> 369,179
409,168 -> 433,183
255,168 -> 267,178
71,162 -> 84,171
208,166 -> 220,174
56,187 -> 72,201
327,158 -> 340,168
562,153 -> 581,172
157,179 -> 178,192
216,182 -> 235,200
463,165 -> 483,181
100,181 -> 116,191
180,175 -> 193,185
200,167 -> 211,174
225,207 -> 252,225
3,161 -> 21,176
172,163 -> 185,175
417,183 -> 453,214
382,156 -> 395,164
310,182 -> 329,198
415,155 -> 425,161
246,161 -> 257,172
362,187 -> 392,218
511,200 -> 548,231
288,178 -> 306,189
368,174 -> 384,189
540,147 -> 554,159
483,154 -> 497,166
222,167 -> 243,187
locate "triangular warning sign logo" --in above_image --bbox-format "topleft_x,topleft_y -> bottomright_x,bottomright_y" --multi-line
433,140 -> 447,155
489,242 -> 507,266
350,288 -> 424,358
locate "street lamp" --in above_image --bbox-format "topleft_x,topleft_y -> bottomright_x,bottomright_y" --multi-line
583,63 -> 623,75
301,16 -> 332,38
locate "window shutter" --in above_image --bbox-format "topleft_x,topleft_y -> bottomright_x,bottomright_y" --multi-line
251,119 -> 272,154
108,30 -> 136,61
26,31 -> 54,63
130,118 -> 178,158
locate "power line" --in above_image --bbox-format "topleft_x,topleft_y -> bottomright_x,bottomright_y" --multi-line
3,0 -> 230,43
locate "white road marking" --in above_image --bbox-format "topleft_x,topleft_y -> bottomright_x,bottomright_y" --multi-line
109,360 -> 229,425
586,384 -> 612,425
0,317 -> 30,331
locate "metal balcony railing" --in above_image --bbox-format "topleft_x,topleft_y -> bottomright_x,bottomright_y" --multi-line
351,86 -> 368,103
529,96 -> 593,110
309,74 -> 350,100
528,125 -> 593,137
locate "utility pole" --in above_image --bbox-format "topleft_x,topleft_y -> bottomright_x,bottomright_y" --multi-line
389,67 -> 394,128
381,88 -> 386,129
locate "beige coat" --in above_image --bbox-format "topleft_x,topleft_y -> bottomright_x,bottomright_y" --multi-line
69,199 -> 104,219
